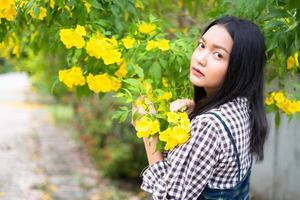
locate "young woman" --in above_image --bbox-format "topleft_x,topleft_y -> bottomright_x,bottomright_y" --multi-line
134,15 -> 269,200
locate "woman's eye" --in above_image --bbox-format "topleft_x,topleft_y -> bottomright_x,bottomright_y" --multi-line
198,42 -> 205,49
214,52 -> 223,59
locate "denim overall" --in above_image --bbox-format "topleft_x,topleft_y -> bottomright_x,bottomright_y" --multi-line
197,112 -> 253,200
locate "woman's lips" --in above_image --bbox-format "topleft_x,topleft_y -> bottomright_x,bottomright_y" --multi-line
192,67 -> 204,77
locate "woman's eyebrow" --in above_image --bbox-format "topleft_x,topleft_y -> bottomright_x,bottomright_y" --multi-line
200,37 -> 230,54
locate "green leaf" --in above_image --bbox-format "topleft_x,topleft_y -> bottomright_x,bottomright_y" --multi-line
123,78 -> 139,87
132,64 -> 144,78
266,104 -> 276,113
148,61 -> 161,85
32,6 -> 40,18
119,110 -> 129,122
76,85 -> 93,98
50,78 -> 59,95
91,0 -> 103,10
158,58 -> 168,70
159,119 -> 169,130
156,139 -> 166,152
132,110 -> 139,121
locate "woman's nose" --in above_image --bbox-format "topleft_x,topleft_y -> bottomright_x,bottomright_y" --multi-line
195,50 -> 207,66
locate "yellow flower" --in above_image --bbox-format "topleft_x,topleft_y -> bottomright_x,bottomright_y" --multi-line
122,37 -> 136,49
268,91 -> 300,114
135,0 -> 144,9
146,40 -> 157,51
162,78 -> 170,87
134,98 -> 148,111
59,25 -> 86,49
143,81 -> 152,94
273,91 -> 285,103
159,128 -> 177,150
159,125 -> 190,151
0,0 -> 14,10
287,52 -> 299,70
156,39 -> 170,51
180,117 -> 190,133
74,25 -> 86,36
12,44 -> 20,58
86,36 -> 104,59
287,55 -> 295,69
86,73 -> 112,93
58,66 -> 85,89
50,0 -> 55,9
294,51 -> 299,66
158,92 -> 172,101
167,112 -> 180,123
0,0 -> 16,21
172,126 -> 190,144
111,76 -> 121,91
135,116 -> 160,138
138,22 -> 156,34
265,96 -> 274,105
38,7 -> 47,20
29,6 -> 47,20
115,61 -> 128,78
102,49 -> 122,65
86,35 -> 122,65
83,1 -> 91,13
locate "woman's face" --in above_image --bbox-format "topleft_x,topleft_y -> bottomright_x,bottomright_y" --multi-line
189,24 -> 233,97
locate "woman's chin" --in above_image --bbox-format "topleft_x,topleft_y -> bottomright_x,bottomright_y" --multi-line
189,74 -> 203,87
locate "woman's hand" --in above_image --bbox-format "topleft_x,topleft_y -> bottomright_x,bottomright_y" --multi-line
169,98 -> 195,114
131,96 -> 156,126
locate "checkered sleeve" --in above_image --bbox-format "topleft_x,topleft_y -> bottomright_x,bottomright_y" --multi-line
140,114 -> 221,200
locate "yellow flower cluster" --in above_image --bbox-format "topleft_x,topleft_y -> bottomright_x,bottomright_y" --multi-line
0,0 -> 16,21
143,81 -> 153,98
159,112 -> 190,150
265,91 -> 300,114
115,61 -> 128,78
121,37 -> 136,49
287,51 -> 299,70
86,73 -> 121,93
58,66 -> 85,89
134,115 -> 160,138
59,25 -> 86,49
86,35 -> 122,65
158,91 -> 172,101
18,0 -> 28,9
0,33 -> 20,58
82,0 -> 91,13
138,22 -> 156,34
146,39 -> 170,51
49,0 -> 55,9
29,6 -> 47,20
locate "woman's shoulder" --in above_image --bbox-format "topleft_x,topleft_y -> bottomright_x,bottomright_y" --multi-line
190,96 -> 250,132
209,96 -> 250,117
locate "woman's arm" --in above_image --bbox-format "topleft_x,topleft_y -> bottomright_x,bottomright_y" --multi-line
143,135 -> 164,165
131,97 -> 164,165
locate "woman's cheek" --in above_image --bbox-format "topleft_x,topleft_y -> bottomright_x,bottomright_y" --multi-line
208,62 -> 223,85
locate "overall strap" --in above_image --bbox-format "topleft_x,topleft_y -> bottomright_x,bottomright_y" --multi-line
207,112 -> 242,181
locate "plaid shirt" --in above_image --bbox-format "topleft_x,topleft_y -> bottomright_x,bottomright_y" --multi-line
140,97 -> 252,200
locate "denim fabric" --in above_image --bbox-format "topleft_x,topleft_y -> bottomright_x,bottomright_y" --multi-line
197,112 -> 252,200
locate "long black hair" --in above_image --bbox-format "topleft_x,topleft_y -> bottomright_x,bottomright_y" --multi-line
189,16 -> 269,162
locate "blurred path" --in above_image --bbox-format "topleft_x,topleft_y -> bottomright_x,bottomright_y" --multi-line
0,72 -> 147,200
